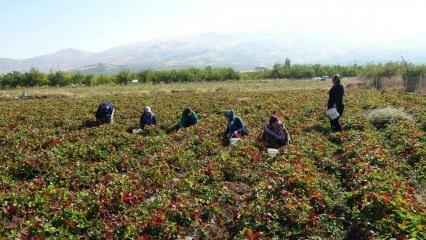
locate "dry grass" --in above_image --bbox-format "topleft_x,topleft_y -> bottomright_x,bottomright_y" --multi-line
367,106 -> 413,129
215,86 -> 230,92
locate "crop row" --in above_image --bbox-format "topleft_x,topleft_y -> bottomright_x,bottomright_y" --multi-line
0,90 -> 424,239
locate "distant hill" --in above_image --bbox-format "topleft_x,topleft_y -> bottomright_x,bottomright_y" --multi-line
0,48 -> 92,73
71,63 -> 121,74
1,32 -> 425,73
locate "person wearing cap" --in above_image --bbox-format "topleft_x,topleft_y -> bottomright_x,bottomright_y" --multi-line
223,110 -> 249,145
95,102 -> 115,125
328,75 -> 345,132
177,107 -> 199,129
140,106 -> 157,129
261,115 -> 290,149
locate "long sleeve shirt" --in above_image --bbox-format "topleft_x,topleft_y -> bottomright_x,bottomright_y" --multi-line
264,122 -> 288,141
140,112 -> 156,129
178,111 -> 199,128
225,116 -> 245,135
328,84 -> 345,112
95,102 -> 114,122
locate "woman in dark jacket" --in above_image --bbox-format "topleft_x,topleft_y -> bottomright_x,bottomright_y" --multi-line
95,102 -> 115,125
328,75 -> 345,131
223,110 -> 249,145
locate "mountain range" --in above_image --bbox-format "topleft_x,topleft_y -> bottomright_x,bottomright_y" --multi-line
1,32 -> 426,73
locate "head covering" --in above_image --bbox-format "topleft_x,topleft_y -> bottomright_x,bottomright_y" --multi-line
100,102 -> 113,112
224,110 -> 235,121
269,115 -> 279,126
183,108 -> 192,115
144,106 -> 152,113
332,75 -> 341,84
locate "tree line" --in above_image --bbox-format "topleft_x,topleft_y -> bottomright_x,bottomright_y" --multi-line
241,58 -> 426,80
0,60 -> 425,89
0,67 -> 240,88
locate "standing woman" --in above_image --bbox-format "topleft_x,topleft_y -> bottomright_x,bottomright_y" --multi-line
328,75 -> 345,131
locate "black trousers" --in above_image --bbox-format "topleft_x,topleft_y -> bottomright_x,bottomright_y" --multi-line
330,117 -> 342,132
329,105 -> 344,132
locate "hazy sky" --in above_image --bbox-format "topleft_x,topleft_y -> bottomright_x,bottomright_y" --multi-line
0,0 -> 425,59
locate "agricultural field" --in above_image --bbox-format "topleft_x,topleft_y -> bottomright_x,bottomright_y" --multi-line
0,82 -> 425,239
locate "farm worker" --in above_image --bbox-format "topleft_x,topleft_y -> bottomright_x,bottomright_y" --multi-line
177,107 -> 199,129
223,110 -> 249,144
328,75 -> 345,132
261,115 -> 290,149
95,102 -> 115,125
140,106 -> 157,129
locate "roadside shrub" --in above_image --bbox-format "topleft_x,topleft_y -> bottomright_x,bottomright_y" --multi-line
367,106 -> 413,129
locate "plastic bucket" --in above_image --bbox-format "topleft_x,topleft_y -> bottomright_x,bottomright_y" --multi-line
267,148 -> 279,157
132,129 -> 143,134
326,108 -> 340,120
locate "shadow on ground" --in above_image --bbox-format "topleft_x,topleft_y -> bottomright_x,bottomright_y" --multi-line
80,120 -> 99,129
303,124 -> 330,134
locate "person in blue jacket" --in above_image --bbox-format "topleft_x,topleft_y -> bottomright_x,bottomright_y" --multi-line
95,102 -> 115,125
223,109 -> 249,144
140,106 -> 157,129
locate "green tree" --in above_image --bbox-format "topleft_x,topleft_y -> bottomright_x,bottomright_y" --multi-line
136,70 -> 148,83
272,64 -> 282,78
284,58 -> 291,68
146,71 -> 159,84
71,72 -> 85,84
115,70 -> 134,85
82,75 -> 94,86
48,71 -> 68,86
1,71 -> 23,88
94,75 -> 114,85
23,68 -> 47,86
0,73 -> 13,88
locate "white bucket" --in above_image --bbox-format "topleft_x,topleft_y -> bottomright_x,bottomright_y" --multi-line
326,108 -> 340,120
230,138 -> 240,145
267,148 -> 279,157
132,129 -> 143,134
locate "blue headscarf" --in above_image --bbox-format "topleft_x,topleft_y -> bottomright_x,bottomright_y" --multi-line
224,110 -> 235,121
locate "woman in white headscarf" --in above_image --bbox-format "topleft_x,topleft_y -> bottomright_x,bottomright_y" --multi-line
140,106 -> 157,129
